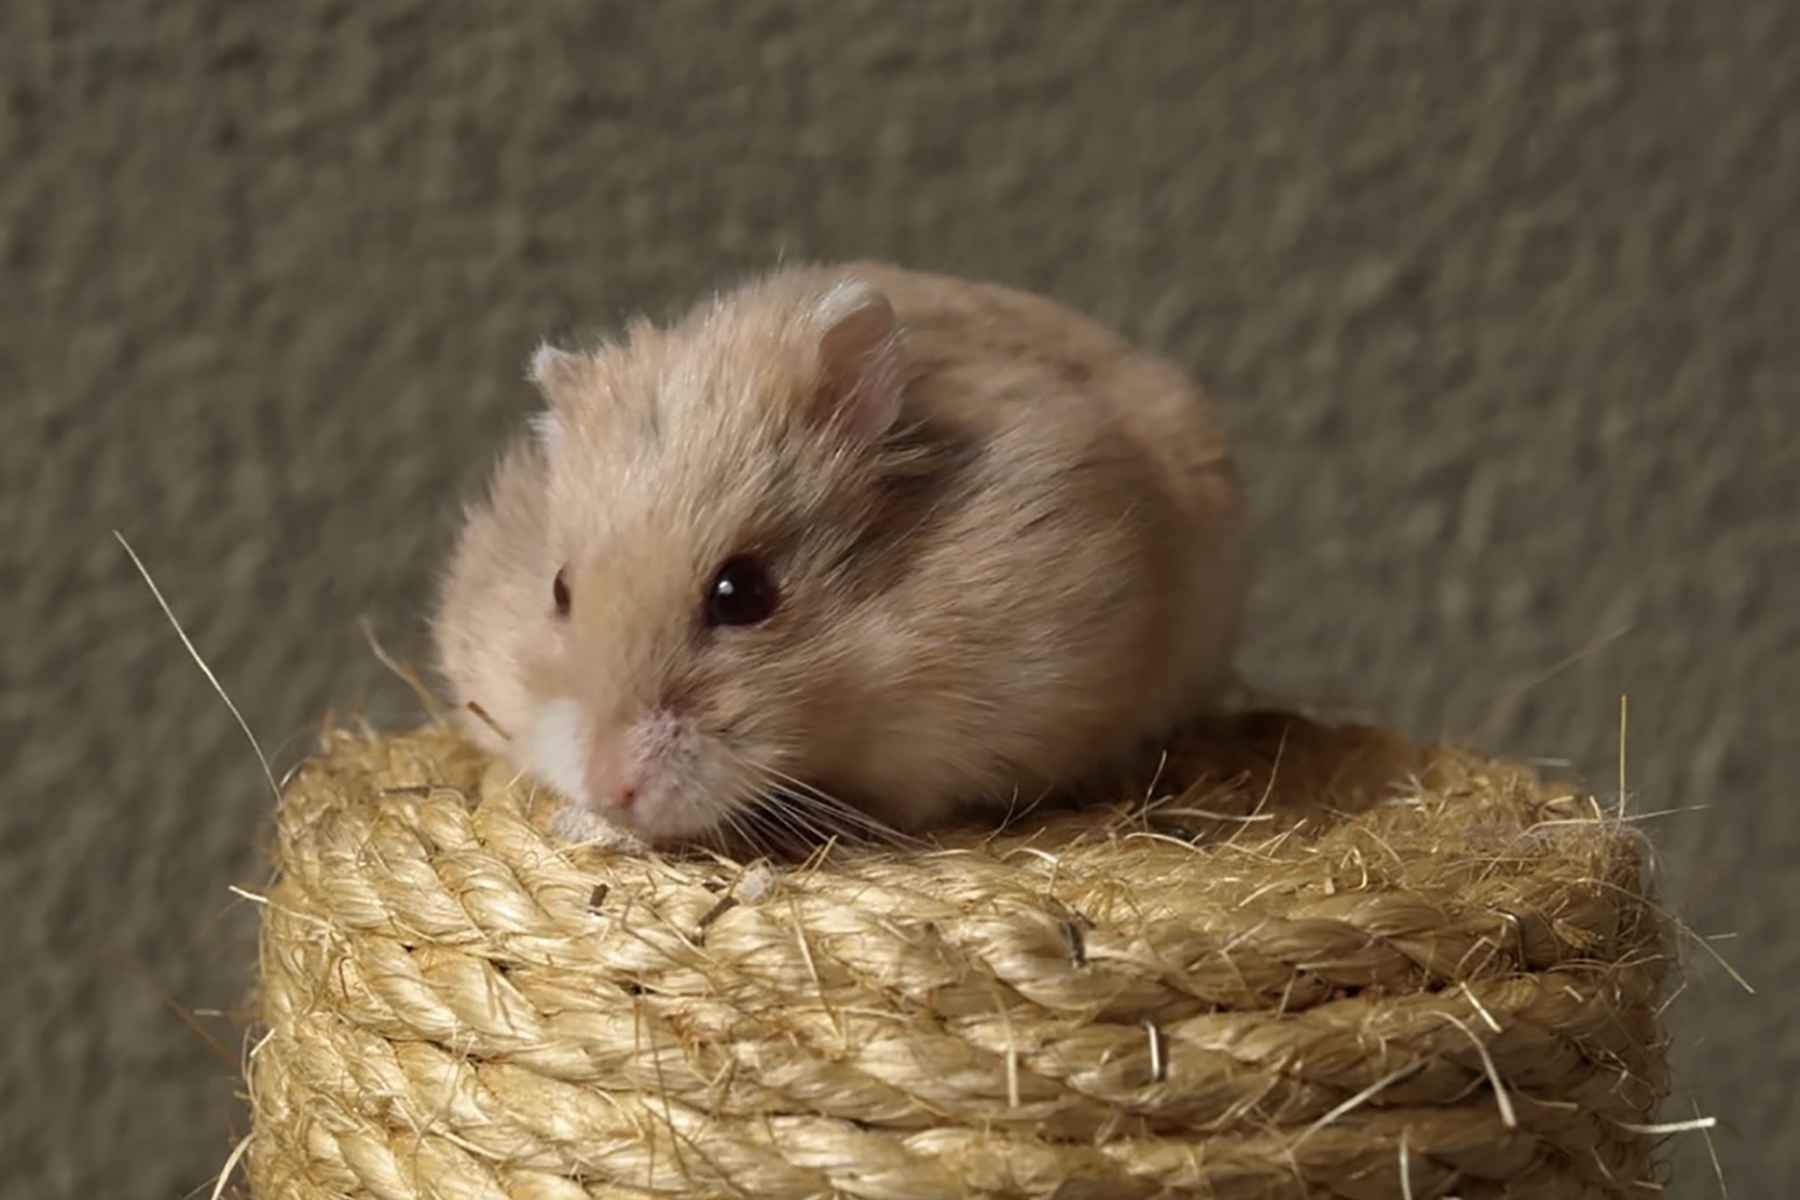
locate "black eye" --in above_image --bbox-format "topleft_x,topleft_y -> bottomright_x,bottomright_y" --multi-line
705,555 -> 778,627
553,567 -> 571,616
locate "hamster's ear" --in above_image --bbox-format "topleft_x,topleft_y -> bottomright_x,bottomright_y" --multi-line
527,342 -> 591,412
811,280 -> 904,442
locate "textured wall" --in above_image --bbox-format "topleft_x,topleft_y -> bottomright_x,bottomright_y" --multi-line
4,1 -> 1794,1195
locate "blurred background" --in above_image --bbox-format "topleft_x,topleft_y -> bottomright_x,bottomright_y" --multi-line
4,1 -> 1794,1195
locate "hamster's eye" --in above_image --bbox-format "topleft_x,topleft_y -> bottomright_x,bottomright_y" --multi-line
705,555 -> 779,627
553,567 -> 571,617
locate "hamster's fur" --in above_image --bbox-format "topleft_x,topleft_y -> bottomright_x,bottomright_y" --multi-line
433,262 -> 1246,848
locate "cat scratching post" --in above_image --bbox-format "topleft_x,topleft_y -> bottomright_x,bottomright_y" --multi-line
246,713 -> 1669,1199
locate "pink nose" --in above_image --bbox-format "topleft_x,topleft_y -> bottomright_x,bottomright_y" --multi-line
586,734 -> 640,813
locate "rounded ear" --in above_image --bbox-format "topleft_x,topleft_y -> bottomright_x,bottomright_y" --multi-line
811,279 -> 904,442
527,342 -> 591,411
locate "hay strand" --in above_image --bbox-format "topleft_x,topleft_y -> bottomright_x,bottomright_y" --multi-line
115,529 -> 279,802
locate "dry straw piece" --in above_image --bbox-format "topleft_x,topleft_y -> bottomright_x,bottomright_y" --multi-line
246,712 -> 1671,1199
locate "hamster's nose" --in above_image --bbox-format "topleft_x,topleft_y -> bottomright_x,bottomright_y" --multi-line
586,733 -> 640,813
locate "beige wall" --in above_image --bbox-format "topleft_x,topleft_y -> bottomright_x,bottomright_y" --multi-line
5,2 -> 1793,1195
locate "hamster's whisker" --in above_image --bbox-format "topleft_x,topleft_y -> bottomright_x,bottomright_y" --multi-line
754,766 -> 924,848
744,807 -> 807,859
713,794 -> 762,856
762,790 -> 860,855
781,793 -> 903,850
716,805 -> 762,858
738,787 -> 809,848
769,788 -> 895,845
708,774 -> 771,852
720,747 -> 918,851
741,767 -> 856,839
784,795 -> 883,845
735,786 -> 794,856
716,752 -> 815,840
759,792 -> 835,847
749,764 -> 857,814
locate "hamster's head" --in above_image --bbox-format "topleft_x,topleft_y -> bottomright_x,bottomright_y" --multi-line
433,271 -> 936,849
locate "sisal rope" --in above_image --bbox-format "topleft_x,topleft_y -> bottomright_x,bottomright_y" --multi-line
246,713 -> 1669,1199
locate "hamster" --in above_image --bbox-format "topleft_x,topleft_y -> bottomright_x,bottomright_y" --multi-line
432,261 -> 1246,850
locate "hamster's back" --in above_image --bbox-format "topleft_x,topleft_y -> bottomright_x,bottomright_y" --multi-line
803,262 -> 1245,813
851,262 -> 1239,527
